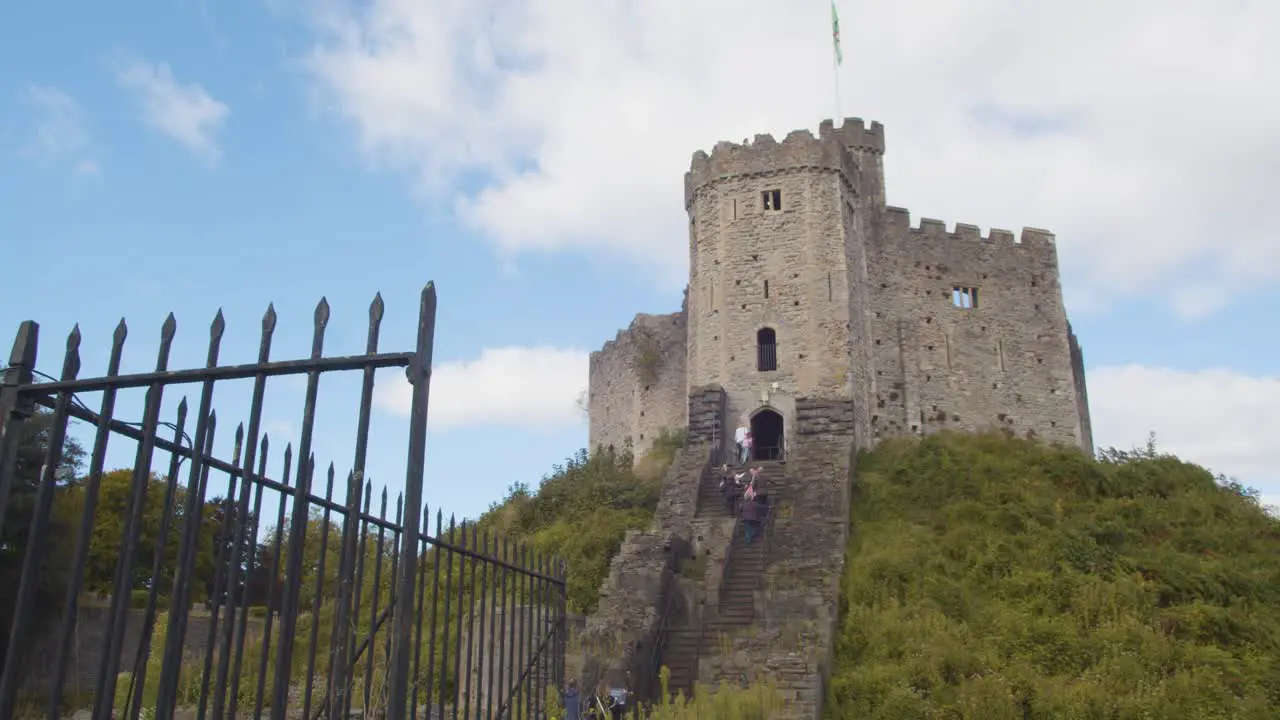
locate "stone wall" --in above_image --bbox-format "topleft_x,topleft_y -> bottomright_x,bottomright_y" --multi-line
1068,324 -> 1095,456
569,445 -> 706,695
865,207 -> 1090,450
588,115 -> 1093,457
457,605 -> 585,716
20,604 -> 250,699
588,307 -> 688,458
699,398 -> 856,720
683,123 -> 867,455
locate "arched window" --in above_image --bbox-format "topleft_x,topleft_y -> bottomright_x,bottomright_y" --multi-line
756,327 -> 777,372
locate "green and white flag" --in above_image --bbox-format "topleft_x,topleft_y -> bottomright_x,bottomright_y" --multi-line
831,0 -> 843,65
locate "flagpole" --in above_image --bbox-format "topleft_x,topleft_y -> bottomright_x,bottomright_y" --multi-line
831,0 -> 843,122
833,47 -> 842,121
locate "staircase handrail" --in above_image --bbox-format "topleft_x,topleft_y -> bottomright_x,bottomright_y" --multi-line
718,483 -> 778,607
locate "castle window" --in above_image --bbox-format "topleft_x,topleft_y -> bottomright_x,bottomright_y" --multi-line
952,286 -> 979,309
763,280 -> 770,298
756,327 -> 778,372
762,189 -> 782,211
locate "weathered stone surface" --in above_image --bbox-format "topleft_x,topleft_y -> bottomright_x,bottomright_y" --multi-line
587,298 -> 689,459
588,115 -> 1093,461
570,445 -> 708,695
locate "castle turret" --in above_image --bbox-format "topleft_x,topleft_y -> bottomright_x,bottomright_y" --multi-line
682,119 -> 883,455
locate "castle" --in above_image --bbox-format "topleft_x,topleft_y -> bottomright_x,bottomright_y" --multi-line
571,117 -> 1096,717
588,116 -> 1094,459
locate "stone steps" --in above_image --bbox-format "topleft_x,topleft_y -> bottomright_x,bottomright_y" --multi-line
653,458 -> 784,703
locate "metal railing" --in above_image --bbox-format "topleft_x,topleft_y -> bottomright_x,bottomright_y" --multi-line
0,287 -> 568,720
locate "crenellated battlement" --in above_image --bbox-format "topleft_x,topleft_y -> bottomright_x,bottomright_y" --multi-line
819,116 -> 886,154
685,124 -> 860,206
883,206 -> 1056,249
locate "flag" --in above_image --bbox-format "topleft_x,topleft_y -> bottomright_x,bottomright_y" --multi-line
831,0 -> 843,65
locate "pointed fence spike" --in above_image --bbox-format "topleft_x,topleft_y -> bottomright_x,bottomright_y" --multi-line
262,302 -> 278,333
370,293 -> 385,324
211,309 -> 226,340
161,313 -> 177,341
113,318 -> 128,344
176,397 -> 189,423
260,434 -> 270,458
314,297 -> 331,328
67,324 -> 82,350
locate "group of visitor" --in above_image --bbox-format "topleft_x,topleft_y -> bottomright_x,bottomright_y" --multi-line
718,464 -> 770,544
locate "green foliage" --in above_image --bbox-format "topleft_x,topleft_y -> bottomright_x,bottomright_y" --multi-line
630,325 -> 662,384
826,431 -> 1280,719
481,432 -> 683,613
0,409 -> 85,676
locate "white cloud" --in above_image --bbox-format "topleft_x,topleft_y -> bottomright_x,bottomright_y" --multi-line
19,85 -> 99,172
375,346 -> 588,431
1090,366 -> 1280,497
299,0 -> 1280,310
115,56 -> 229,165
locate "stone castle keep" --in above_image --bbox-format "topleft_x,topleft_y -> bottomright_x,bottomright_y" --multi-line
575,117 -> 1095,718
589,116 -> 1093,460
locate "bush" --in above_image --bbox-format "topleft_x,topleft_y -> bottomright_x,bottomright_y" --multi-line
826,431 -> 1280,718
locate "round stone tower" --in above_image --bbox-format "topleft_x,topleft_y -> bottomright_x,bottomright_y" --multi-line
683,119 -> 884,458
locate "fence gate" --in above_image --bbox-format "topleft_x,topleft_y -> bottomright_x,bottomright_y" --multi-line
0,285 -> 567,720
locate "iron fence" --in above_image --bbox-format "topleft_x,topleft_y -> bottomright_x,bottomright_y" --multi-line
0,286 -> 567,719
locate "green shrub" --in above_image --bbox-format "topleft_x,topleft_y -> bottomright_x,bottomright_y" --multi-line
826,431 -> 1280,718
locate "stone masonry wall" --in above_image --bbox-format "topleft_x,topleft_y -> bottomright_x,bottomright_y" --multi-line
20,604 -> 252,698
683,124 -> 867,455
864,207 -> 1091,450
699,398 -> 856,720
588,309 -> 688,459
570,444 -> 707,695
458,605 -> 585,716
1068,324 -> 1095,455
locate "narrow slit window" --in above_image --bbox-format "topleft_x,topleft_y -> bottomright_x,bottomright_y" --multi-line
732,198 -> 739,220
762,189 -> 782,211
756,327 -> 778,372
997,339 -> 1006,372
763,280 -> 770,298
827,272 -> 833,301
952,286 -> 979,309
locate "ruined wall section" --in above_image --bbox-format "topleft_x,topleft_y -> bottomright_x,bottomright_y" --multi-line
570,444 -> 707,695
587,308 -> 688,459
1068,324 -> 1095,454
865,208 -> 1088,448
684,129 -> 860,439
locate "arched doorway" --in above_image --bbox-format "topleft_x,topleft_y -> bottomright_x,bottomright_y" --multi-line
750,408 -> 784,461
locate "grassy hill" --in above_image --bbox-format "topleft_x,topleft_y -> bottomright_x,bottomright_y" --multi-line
826,432 -> 1280,719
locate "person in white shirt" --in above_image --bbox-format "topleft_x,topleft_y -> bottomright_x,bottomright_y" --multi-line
733,423 -> 748,464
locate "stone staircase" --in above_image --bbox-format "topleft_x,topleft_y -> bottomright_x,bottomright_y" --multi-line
655,459 -> 780,700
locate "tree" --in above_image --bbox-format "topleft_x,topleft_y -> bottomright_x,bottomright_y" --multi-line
0,408 -> 85,674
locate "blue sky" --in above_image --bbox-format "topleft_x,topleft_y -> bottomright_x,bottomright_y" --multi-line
2,0 -> 1277,525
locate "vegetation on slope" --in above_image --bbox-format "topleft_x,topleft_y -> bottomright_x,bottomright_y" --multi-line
480,428 -> 685,614
826,431 -> 1280,719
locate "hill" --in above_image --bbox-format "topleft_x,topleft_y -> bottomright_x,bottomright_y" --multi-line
826,432 -> 1280,718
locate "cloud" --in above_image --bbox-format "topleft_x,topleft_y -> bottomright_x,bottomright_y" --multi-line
375,346 -> 589,431
115,56 -> 229,164
1090,366 -> 1280,494
19,84 -> 100,172
298,0 -> 1280,309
